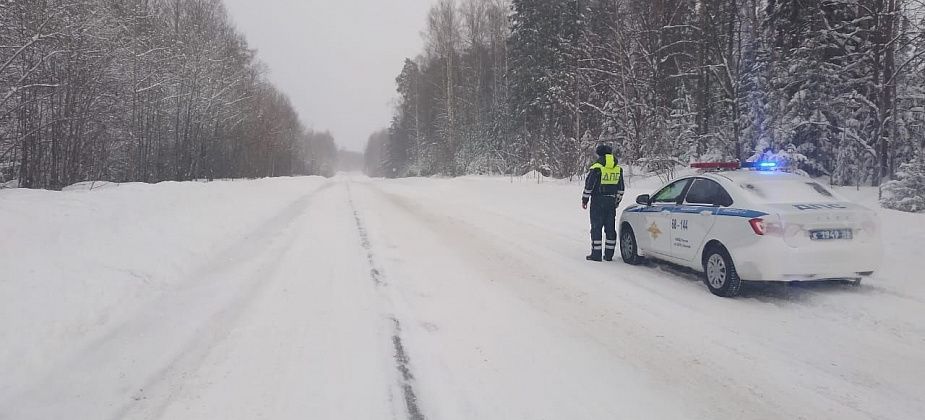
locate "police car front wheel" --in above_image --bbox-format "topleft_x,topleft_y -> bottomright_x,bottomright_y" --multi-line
702,245 -> 742,297
620,225 -> 642,265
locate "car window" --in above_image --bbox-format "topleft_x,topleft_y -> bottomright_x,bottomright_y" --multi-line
652,179 -> 691,204
684,179 -> 734,207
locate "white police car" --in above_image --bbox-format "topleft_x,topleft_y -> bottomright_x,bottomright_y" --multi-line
618,162 -> 883,297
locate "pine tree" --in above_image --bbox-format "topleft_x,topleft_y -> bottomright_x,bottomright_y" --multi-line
881,159 -> 925,212
508,0 -> 582,176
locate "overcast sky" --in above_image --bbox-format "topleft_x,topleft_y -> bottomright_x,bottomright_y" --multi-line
222,0 -> 436,151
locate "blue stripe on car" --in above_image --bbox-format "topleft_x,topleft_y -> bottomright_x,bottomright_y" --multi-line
715,208 -> 768,218
624,205 -> 663,213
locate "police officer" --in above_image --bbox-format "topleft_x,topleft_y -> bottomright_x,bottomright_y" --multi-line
582,145 -> 625,261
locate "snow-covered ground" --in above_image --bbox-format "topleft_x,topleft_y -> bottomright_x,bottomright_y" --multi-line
1,174 -> 923,420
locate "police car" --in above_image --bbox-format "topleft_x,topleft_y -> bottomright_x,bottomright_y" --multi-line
618,162 -> 883,297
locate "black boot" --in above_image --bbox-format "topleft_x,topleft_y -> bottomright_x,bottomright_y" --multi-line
604,238 -> 617,261
586,251 -> 603,262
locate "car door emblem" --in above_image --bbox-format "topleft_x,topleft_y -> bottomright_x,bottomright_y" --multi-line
648,222 -> 663,239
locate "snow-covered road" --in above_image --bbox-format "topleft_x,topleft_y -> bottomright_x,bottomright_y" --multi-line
2,175 -> 924,420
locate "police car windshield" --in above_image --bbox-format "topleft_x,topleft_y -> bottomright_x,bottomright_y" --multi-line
739,180 -> 840,203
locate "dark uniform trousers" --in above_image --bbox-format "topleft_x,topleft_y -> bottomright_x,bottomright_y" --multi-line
590,195 -> 618,259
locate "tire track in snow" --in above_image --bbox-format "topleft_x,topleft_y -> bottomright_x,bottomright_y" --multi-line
390,318 -> 426,420
349,187 -> 384,287
346,182 -> 426,420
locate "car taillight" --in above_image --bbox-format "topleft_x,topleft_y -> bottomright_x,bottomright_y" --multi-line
749,218 -> 766,236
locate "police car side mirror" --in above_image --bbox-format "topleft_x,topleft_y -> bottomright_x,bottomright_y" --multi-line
636,194 -> 651,206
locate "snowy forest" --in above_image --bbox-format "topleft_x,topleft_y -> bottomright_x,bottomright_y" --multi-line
366,0 -> 925,192
0,0 -> 338,190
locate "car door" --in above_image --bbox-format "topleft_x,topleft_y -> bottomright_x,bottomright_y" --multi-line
673,178 -> 735,262
645,178 -> 693,257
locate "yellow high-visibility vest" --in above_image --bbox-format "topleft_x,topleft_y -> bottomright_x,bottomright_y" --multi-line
590,154 -> 622,185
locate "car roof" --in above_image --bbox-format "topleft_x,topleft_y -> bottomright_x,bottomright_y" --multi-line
702,170 -> 806,184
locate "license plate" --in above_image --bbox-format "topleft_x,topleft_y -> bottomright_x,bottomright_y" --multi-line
809,229 -> 853,241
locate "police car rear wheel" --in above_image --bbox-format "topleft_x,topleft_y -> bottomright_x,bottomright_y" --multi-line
620,226 -> 642,265
703,246 -> 742,297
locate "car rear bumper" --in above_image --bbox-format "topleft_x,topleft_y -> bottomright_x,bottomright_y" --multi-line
730,238 -> 882,282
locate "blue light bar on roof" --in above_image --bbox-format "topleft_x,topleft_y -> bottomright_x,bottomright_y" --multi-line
741,161 -> 783,171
